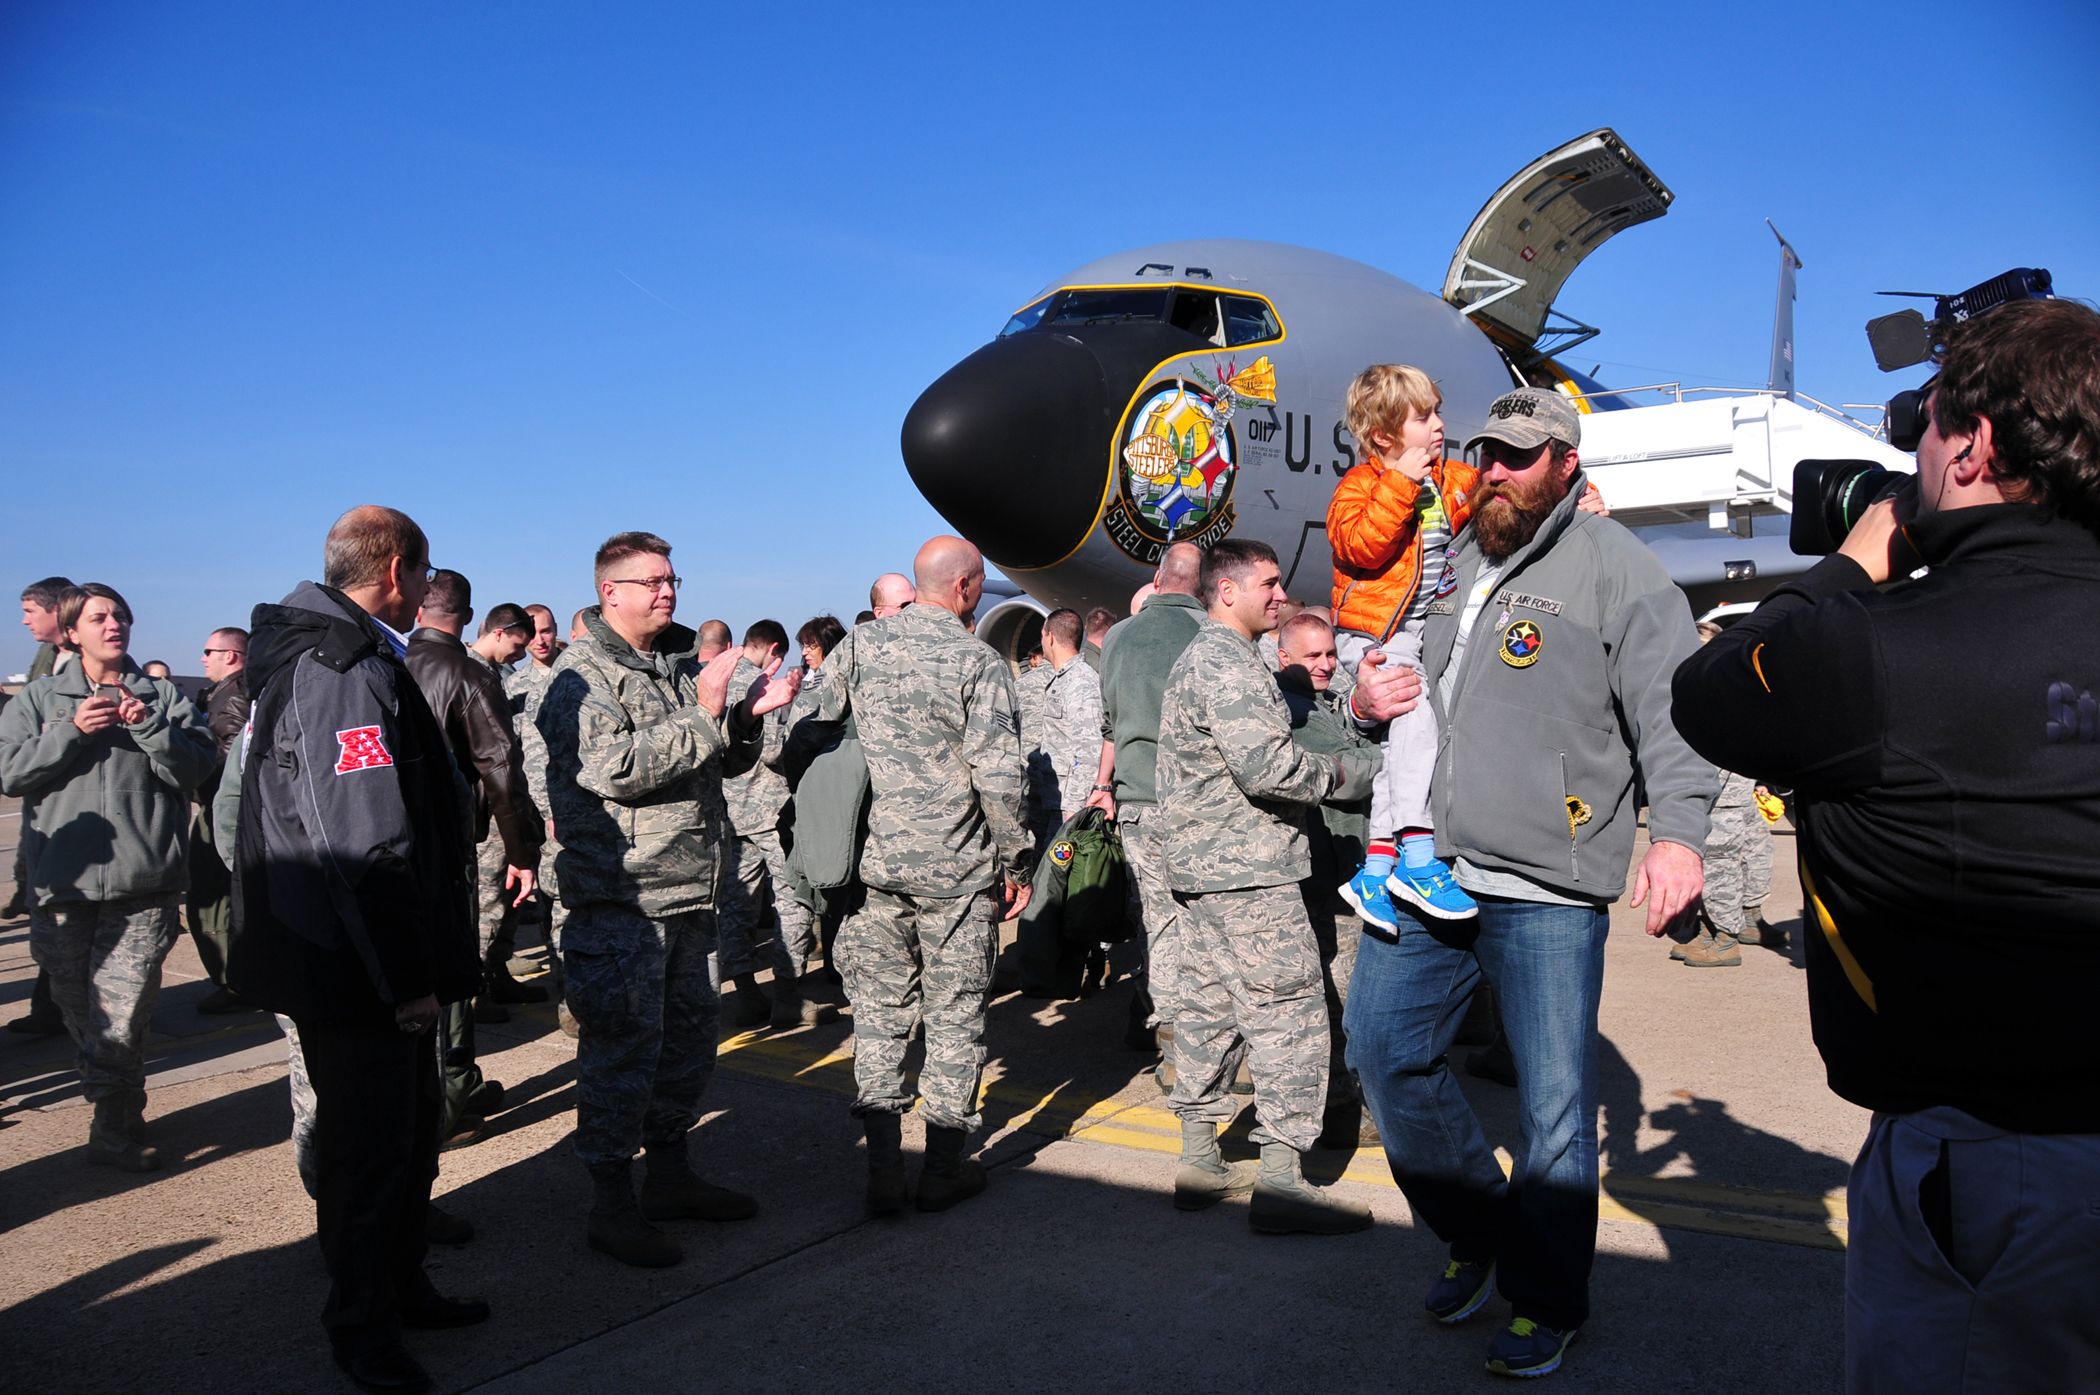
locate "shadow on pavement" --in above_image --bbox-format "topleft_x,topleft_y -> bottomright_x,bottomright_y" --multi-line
0,1075 -> 293,1234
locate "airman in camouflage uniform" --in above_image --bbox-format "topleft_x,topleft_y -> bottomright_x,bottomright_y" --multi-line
1033,644 -> 1103,843
538,547 -> 779,1267
717,636 -> 825,1030
1156,539 -> 1377,1233
1015,655 -> 1054,843
814,538 -> 1032,1215
1276,613 -> 1384,1149
1679,770 -> 1773,966
506,652 -> 570,1021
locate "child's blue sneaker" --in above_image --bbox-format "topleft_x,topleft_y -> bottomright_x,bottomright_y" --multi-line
1388,861 -> 1479,921
1338,868 -> 1401,931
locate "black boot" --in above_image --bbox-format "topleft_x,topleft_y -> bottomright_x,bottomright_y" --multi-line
1122,986 -> 1156,1052
426,1202 -> 474,1245
864,1111 -> 907,1216
731,973 -> 771,1029
586,1161 -> 682,1267
915,1124 -> 987,1212
8,968 -> 64,1036
639,1135 -> 757,1222
485,954 -> 548,1004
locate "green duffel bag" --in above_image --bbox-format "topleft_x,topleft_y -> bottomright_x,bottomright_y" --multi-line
1016,806 -> 1129,998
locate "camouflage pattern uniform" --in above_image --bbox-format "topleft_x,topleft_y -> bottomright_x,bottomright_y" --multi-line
1157,616 -> 1374,1152
1703,771 -> 1772,936
32,895 -> 183,1105
1015,659 -> 1055,848
717,656 -> 815,983
537,609 -> 759,1167
1030,657 -> 1102,850
506,658 -> 565,960
814,603 -> 1031,1132
1279,672 -> 1383,1103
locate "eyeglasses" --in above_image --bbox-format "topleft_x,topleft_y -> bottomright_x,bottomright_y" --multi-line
202,647 -> 242,657
607,576 -> 682,594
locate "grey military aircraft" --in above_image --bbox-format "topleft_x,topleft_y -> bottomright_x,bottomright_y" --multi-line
900,129 -> 1903,660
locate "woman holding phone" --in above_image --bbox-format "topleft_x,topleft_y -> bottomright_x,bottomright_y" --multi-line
0,582 -> 215,1171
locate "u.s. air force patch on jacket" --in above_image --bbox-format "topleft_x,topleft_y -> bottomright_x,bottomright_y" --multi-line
1049,839 -> 1076,868
1499,620 -> 1542,669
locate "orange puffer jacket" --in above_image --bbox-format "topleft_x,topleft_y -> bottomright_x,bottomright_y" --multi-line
1328,457 -> 1483,641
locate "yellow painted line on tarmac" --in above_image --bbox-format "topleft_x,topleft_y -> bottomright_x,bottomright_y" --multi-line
708,1020 -> 1847,1251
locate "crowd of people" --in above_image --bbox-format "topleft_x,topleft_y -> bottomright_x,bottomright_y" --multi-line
4,295 -> 2097,1394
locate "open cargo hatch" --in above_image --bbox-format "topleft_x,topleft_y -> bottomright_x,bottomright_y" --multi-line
1443,129 -> 1673,363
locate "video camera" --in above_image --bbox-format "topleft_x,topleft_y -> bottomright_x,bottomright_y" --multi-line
1866,267 -> 2054,451
1790,459 -> 1916,556
1796,266 -> 2061,554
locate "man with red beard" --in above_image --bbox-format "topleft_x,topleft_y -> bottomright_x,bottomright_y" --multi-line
1344,387 -> 1714,1378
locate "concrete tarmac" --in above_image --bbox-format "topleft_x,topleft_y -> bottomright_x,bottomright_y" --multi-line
0,791 -> 1862,1393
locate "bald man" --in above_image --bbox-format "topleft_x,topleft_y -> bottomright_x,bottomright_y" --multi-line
868,573 -> 915,619
694,620 -> 732,660
815,536 -> 1032,1215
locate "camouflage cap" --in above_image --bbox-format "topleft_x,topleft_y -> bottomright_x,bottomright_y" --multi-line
1466,387 -> 1581,453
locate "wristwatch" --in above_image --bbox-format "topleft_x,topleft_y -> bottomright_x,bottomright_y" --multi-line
1093,784 -> 1115,792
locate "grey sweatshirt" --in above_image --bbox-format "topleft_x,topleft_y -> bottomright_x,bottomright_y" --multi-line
1423,470 -> 1716,900
0,660 -> 216,905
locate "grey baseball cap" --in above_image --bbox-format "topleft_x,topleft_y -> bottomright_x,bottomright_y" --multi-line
1465,387 -> 1581,453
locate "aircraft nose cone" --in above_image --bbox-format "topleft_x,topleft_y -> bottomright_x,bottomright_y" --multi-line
901,332 -> 1114,572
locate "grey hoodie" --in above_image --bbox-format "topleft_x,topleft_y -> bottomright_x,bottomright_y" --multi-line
1424,469 -> 1715,901
0,659 -> 216,905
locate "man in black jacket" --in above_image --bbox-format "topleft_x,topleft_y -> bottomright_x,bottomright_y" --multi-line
188,626 -> 251,1014
229,506 -> 487,1395
1673,298 -> 2100,1395
406,572 -> 542,1144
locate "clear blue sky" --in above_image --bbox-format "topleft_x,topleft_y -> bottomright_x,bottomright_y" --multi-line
4,0 -> 2094,675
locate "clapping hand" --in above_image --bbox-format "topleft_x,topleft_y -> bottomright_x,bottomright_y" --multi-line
693,647 -> 745,718
744,657 -> 802,718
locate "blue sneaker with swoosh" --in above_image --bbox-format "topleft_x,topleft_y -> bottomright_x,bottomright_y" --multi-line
1338,868 -> 1401,931
1388,860 -> 1479,921
1486,1317 -> 1579,1377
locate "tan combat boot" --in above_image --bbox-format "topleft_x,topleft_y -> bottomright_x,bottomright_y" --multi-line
1173,1118 -> 1259,1210
1681,929 -> 1743,967
85,1097 -> 159,1173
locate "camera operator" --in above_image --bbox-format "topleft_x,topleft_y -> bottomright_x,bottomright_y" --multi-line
1672,297 -> 2100,1395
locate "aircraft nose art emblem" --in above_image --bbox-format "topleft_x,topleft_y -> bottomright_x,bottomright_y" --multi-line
1103,357 -> 1276,564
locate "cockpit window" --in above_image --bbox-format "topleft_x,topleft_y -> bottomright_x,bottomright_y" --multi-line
1223,295 -> 1282,346
1050,288 -> 1171,325
1169,290 -> 1221,344
999,295 -> 1056,338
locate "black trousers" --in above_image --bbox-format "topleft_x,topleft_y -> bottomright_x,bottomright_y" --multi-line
296,1012 -> 442,1356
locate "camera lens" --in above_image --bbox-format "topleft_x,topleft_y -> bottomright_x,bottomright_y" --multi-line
1792,458 -> 1908,556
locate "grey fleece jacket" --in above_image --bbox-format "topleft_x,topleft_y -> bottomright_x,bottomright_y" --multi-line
0,659 -> 217,905
1424,469 -> 1716,900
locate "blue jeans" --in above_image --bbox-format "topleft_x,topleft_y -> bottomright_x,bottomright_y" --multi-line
1344,894 -> 1610,1330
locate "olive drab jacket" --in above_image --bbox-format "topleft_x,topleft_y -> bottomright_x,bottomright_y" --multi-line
0,660 -> 216,906
537,609 -> 760,919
